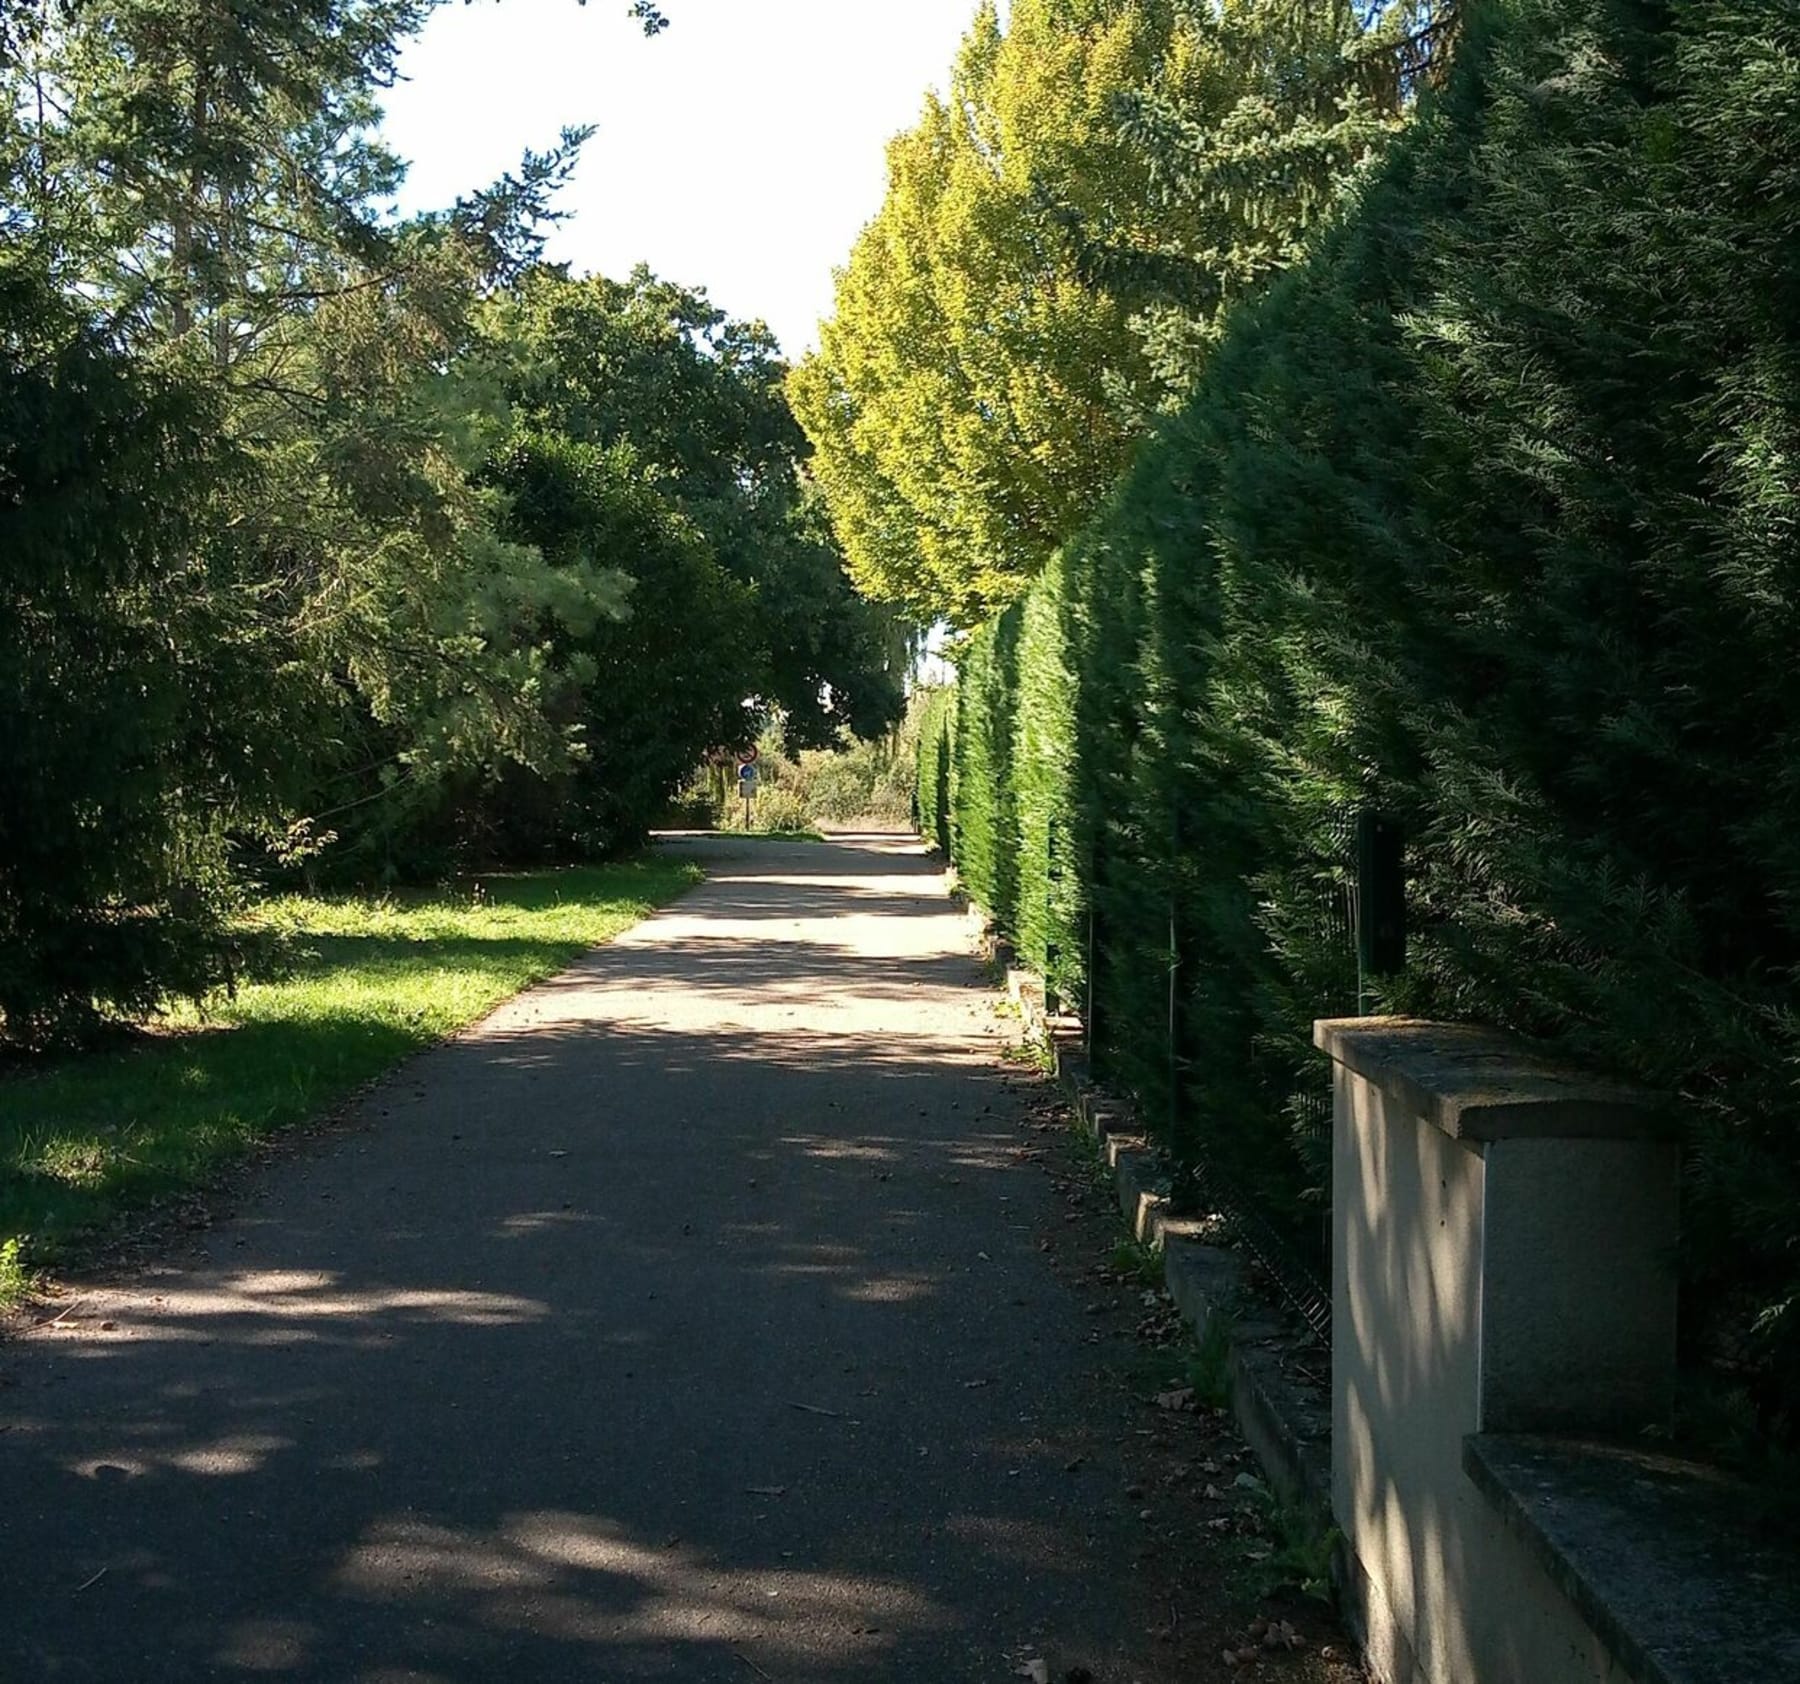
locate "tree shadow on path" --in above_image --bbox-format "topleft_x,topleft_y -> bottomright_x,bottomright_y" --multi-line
0,839 -> 1167,1684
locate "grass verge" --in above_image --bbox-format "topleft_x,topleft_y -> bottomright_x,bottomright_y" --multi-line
0,856 -> 700,1300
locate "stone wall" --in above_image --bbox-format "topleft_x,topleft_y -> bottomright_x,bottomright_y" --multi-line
1319,1018 -> 1682,1684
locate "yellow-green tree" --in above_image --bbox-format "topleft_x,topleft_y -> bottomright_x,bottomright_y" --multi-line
792,0 -> 1432,626
792,0 -> 1176,624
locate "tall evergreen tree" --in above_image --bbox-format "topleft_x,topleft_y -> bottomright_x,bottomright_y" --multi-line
5,2 -> 628,853
0,253 -> 245,1041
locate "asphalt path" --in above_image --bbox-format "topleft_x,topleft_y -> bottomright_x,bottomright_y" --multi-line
1,836 -> 1192,1683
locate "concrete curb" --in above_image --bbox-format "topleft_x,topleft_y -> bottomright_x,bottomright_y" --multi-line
1002,965 -> 1332,1520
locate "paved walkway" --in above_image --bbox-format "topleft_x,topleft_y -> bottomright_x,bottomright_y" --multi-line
0,838 -> 1188,1682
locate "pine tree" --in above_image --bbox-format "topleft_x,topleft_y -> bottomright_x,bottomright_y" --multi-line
0,253 -> 242,1040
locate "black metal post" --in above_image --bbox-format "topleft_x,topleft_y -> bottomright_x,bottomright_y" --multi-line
1168,802 -> 1186,1170
1354,810 -> 1407,1003
1086,837 -> 1104,1075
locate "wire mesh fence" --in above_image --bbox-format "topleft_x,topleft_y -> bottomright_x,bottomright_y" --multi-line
1176,804 -> 1364,1349
1082,803 -> 1395,1350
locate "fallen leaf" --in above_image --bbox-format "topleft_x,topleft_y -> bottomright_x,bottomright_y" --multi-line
1267,1620 -> 1304,1651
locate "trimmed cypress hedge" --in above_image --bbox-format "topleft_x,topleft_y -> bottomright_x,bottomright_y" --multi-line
914,686 -> 955,858
949,613 -> 1022,931
925,0 -> 1800,1442
1012,549 -> 1082,1010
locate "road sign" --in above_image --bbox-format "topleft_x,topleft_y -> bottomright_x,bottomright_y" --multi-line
737,761 -> 759,785
737,745 -> 759,767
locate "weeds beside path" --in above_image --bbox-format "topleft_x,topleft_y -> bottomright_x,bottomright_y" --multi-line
0,857 -> 700,1297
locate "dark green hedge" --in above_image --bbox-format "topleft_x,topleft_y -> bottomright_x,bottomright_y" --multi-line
924,0 -> 1800,1437
949,613 -> 1021,931
914,686 -> 955,858
1012,550 -> 1083,1010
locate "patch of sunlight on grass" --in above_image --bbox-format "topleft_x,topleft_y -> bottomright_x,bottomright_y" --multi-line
0,857 -> 700,1300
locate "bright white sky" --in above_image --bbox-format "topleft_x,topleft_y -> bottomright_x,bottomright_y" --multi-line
380,0 -> 981,359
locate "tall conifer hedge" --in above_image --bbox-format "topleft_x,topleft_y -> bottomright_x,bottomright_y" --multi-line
923,0 -> 1800,1432
914,687 -> 956,859
949,614 -> 1022,931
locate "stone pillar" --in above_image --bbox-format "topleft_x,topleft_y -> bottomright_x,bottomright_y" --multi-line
1316,1017 -> 1678,1684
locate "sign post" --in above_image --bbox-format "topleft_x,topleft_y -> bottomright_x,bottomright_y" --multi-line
736,751 -> 759,831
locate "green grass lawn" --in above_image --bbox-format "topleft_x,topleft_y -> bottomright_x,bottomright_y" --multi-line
0,857 -> 700,1300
